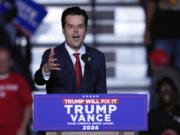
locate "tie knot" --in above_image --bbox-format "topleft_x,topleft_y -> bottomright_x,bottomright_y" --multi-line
73,53 -> 80,59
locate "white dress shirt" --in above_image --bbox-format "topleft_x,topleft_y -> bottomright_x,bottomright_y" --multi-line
42,42 -> 86,80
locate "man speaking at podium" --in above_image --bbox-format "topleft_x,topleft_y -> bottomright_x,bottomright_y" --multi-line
34,7 -> 107,94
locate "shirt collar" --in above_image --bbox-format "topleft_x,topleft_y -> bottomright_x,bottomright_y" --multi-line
65,42 -> 85,56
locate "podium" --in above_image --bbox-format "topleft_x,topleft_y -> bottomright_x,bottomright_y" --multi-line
47,131 -> 135,135
34,94 -> 147,133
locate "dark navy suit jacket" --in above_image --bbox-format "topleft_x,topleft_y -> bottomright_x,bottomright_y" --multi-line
34,43 -> 107,94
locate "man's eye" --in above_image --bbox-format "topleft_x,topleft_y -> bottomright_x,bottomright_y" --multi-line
79,25 -> 84,28
67,25 -> 73,28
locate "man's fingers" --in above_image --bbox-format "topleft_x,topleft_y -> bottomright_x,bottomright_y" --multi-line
50,63 -> 60,67
46,48 -> 61,72
49,58 -> 58,63
49,48 -> 55,58
51,67 -> 61,71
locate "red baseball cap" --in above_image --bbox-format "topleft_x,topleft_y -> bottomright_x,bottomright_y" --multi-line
148,49 -> 170,66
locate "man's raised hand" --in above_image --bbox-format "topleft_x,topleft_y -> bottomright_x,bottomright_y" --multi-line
44,48 -> 61,73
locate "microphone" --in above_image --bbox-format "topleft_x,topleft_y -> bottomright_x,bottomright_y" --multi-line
81,54 -> 91,63
81,54 -> 92,93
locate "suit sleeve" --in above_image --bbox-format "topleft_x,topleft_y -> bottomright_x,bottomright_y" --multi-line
34,49 -> 50,85
95,53 -> 107,93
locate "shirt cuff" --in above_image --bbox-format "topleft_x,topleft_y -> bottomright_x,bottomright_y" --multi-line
42,65 -> 50,80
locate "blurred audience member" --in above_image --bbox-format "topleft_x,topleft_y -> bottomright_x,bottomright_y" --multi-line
0,26 -> 11,45
145,0 -> 180,71
0,1 -> 35,90
0,0 -> 17,45
148,49 -> 180,109
140,77 -> 180,135
0,46 -> 33,135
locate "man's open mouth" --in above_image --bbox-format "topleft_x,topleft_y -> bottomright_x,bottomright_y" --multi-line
73,35 -> 80,39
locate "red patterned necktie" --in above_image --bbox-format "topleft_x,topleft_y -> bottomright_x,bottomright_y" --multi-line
73,53 -> 82,89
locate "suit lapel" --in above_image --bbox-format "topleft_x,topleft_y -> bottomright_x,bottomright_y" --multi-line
57,43 -> 92,92
56,43 -> 77,89
61,43 -> 75,73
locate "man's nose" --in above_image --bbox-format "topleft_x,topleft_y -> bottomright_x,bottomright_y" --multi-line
73,27 -> 78,33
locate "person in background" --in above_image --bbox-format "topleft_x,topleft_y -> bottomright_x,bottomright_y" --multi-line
0,0 -> 36,91
0,46 -> 33,135
148,49 -> 180,109
0,0 -> 17,45
144,0 -> 180,71
139,77 -> 180,135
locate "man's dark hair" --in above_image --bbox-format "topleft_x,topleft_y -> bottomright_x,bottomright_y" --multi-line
61,7 -> 88,29
156,77 -> 178,94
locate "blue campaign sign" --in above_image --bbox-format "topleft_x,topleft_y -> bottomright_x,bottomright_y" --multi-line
13,0 -> 47,37
0,0 -> 10,15
33,94 -> 148,131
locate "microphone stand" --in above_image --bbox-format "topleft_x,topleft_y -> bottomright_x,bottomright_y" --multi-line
85,62 -> 92,93
81,54 -> 92,93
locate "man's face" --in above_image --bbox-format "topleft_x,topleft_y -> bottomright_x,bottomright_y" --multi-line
0,49 -> 12,74
63,15 -> 87,51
